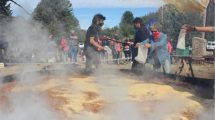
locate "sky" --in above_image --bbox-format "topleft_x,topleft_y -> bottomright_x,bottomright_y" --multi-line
10,0 -> 164,29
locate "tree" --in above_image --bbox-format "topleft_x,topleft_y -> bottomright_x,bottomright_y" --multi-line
76,29 -> 86,43
119,11 -> 134,37
142,12 -> 158,24
163,4 -> 202,47
1,0 -> 31,17
0,0 -> 12,49
205,0 -> 214,41
152,4 -> 202,48
33,0 -> 79,38
101,26 -> 120,38
140,4 -> 204,48
0,0 -> 12,17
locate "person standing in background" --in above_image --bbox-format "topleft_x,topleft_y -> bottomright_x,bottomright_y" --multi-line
123,38 -> 131,62
101,35 -> 109,62
69,30 -> 79,64
47,34 -> 59,63
115,41 -> 122,64
167,37 -> 173,63
59,36 -> 69,62
110,39 -> 117,63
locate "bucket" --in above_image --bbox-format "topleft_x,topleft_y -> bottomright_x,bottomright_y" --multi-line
176,48 -> 190,56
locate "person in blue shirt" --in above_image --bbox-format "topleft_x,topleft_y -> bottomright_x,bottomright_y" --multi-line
144,24 -> 171,73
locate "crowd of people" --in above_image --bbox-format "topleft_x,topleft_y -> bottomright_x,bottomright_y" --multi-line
82,13 -> 215,75
49,27 -> 135,66
83,13 -> 175,74
6,13 -> 212,75
96,35 -> 134,64
49,30 -> 80,64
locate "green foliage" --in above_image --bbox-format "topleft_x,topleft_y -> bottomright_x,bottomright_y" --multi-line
141,4 -> 203,48
142,12 -> 158,25
76,29 -> 86,43
205,0 -> 214,41
0,0 -> 12,17
0,0 -> 12,40
120,11 -> 134,24
119,11 -> 134,37
33,0 -> 79,38
101,26 -> 120,38
157,4 -> 202,48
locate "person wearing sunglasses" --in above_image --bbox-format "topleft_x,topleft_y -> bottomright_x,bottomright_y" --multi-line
144,24 -> 171,74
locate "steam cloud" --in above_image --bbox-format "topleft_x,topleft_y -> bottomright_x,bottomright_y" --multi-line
0,12 -> 59,120
4,17 -> 56,63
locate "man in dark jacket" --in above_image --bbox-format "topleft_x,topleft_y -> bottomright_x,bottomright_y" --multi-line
132,17 -> 149,74
84,13 -> 106,74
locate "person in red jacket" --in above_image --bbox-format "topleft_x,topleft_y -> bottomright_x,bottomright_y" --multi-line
167,38 -> 173,54
60,37 -> 69,62
167,38 -> 173,63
